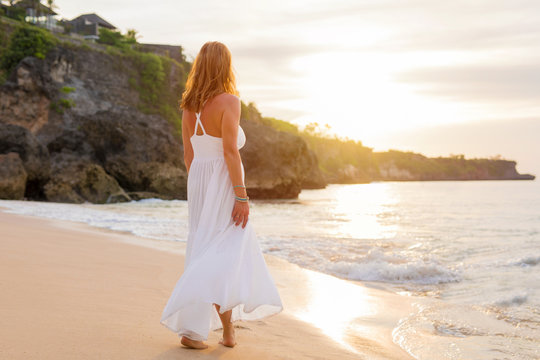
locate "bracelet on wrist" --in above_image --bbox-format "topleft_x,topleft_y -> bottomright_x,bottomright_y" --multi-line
233,184 -> 247,198
234,195 -> 249,202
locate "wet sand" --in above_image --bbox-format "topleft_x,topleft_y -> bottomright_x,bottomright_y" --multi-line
0,208 -> 414,359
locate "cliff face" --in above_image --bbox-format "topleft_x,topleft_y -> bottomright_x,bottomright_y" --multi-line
0,47 -> 187,203
240,115 -> 325,198
0,24 -> 324,202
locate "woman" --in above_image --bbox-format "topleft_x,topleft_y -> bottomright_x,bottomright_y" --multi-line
160,41 -> 283,349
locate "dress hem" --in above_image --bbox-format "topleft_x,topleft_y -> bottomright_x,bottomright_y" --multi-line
160,300 -> 284,340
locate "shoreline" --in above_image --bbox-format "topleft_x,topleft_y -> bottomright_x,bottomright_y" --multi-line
0,206 -> 417,359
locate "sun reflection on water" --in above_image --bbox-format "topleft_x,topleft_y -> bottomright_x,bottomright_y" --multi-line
293,269 -> 378,353
303,183 -> 400,240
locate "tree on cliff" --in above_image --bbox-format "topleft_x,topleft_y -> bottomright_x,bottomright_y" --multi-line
125,28 -> 140,43
98,27 -> 141,48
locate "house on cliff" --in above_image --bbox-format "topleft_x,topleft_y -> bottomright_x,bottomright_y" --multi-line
68,13 -> 116,41
1,0 -> 61,32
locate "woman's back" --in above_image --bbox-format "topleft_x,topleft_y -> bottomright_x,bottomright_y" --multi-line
184,93 -> 236,138
185,94 -> 246,160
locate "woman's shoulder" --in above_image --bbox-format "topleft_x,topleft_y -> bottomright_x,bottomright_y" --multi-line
214,93 -> 240,107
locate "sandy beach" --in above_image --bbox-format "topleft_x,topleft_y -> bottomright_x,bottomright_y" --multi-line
0,206 -> 415,359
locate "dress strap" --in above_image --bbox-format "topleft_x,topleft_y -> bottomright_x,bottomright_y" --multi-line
194,112 -> 207,135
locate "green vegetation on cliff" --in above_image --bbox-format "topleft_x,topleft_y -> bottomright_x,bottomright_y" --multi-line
1,25 -> 57,71
98,29 -> 190,135
97,28 -> 137,49
297,125 -> 373,180
0,20 -> 57,83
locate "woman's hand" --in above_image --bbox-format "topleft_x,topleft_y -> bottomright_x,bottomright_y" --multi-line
232,200 -> 249,228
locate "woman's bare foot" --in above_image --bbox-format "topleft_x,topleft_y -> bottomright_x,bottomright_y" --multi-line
219,322 -> 236,348
181,336 -> 208,349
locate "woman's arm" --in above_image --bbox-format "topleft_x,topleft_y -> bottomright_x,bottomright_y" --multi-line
222,96 -> 249,228
182,111 -> 194,173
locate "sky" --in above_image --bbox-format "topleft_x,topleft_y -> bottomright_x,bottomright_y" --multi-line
53,0 -> 540,175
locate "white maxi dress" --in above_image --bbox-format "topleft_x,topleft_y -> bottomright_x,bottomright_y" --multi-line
160,110 -> 283,341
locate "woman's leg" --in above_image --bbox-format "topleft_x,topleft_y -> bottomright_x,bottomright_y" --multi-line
214,304 -> 236,347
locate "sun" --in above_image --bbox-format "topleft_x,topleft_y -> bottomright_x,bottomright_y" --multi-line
275,50 -> 473,144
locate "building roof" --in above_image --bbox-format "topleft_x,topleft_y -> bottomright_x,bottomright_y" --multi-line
70,13 -> 116,29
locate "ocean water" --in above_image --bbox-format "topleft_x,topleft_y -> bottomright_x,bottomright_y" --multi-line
1,180 -> 539,359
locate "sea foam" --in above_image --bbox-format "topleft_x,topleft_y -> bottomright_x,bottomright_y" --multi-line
326,248 -> 461,285
513,255 -> 540,267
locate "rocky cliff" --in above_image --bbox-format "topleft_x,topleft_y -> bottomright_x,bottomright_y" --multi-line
0,20 -> 325,203
239,103 -> 325,197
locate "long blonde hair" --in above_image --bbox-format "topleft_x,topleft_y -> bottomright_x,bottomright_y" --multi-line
180,41 -> 239,112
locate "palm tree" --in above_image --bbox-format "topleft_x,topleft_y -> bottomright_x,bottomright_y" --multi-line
46,0 -> 55,28
125,29 -> 141,43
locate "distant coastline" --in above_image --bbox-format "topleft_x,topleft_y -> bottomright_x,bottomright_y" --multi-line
254,109 -> 535,187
